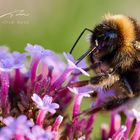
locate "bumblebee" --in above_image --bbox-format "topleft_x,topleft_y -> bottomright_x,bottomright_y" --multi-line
70,14 -> 140,112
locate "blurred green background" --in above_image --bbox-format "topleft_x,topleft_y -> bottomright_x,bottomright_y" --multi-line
0,0 -> 140,55
0,0 -> 140,138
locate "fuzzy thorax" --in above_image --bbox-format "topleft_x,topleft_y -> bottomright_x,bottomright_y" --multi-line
104,14 -> 137,70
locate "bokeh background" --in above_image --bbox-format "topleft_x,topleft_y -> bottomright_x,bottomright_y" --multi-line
0,0 -> 140,138
0,0 -> 140,54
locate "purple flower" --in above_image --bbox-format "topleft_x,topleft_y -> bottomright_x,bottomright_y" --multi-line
67,59 -> 89,76
49,52 -> 89,92
25,43 -> 53,58
2,115 -> 34,138
31,93 -> 59,113
101,124 -> 109,140
0,52 -> 14,71
124,108 -> 140,140
68,87 -> 93,97
130,121 -> 140,140
64,52 -> 89,76
32,93 -> 60,126
77,135 -> 86,140
132,109 -> 140,120
0,52 -> 27,71
52,115 -> 63,131
0,51 -> 27,113
11,52 -> 27,69
108,112 -> 121,138
25,44 -> 54,82
0,52 -> 13,110
111,126 -> 127,140
41,53 -> 66,82
68,87 -> 91,119
1,44 -> 140,140
27,125 -> 54,140
0,127 -> 13,140
64,52 -> 87,69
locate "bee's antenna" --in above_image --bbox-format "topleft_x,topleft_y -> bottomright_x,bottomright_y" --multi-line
70,28 -> 93,54
75,47 -> 97,65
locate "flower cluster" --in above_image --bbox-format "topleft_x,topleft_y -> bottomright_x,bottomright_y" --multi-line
0,44 -> 139,140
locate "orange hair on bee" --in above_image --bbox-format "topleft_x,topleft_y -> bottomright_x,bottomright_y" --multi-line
104,14 -> 136,54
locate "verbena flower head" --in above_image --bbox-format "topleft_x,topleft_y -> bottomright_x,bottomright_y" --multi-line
11,52 -> 27,69
0,52 -> 27,71
0,115 -> 34,139
28,125 -> 55,140
0,44 -> 139,140
32,93 -> 59,114
0,52 -> 14,71
68,87 -> 92,97
25,43 -> 53,59
64,52 -> 89,76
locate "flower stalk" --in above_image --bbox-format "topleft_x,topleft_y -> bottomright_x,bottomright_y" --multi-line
0,71 -> 9,110
36,110 -> 47,127
124,117 -> 134,137
130,121 -> 140,140
73,95 -> 83,119
30,57 -> 40,83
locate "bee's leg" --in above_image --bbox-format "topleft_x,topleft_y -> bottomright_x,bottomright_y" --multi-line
70,73 -> 108,88
70,72 -> 119,89
103,95 -> 130,110
70,80 -> 90,87
77,106 -> 102,116
77,95 -> 130,116
122,76 -> 134,97
90,73 -> 120,88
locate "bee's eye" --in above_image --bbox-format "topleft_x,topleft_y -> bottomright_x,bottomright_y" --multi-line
105,32 -> 117,39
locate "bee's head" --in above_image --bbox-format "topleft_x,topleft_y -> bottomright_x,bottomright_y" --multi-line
71,14 -> 135,65
90,23 -> 118,59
